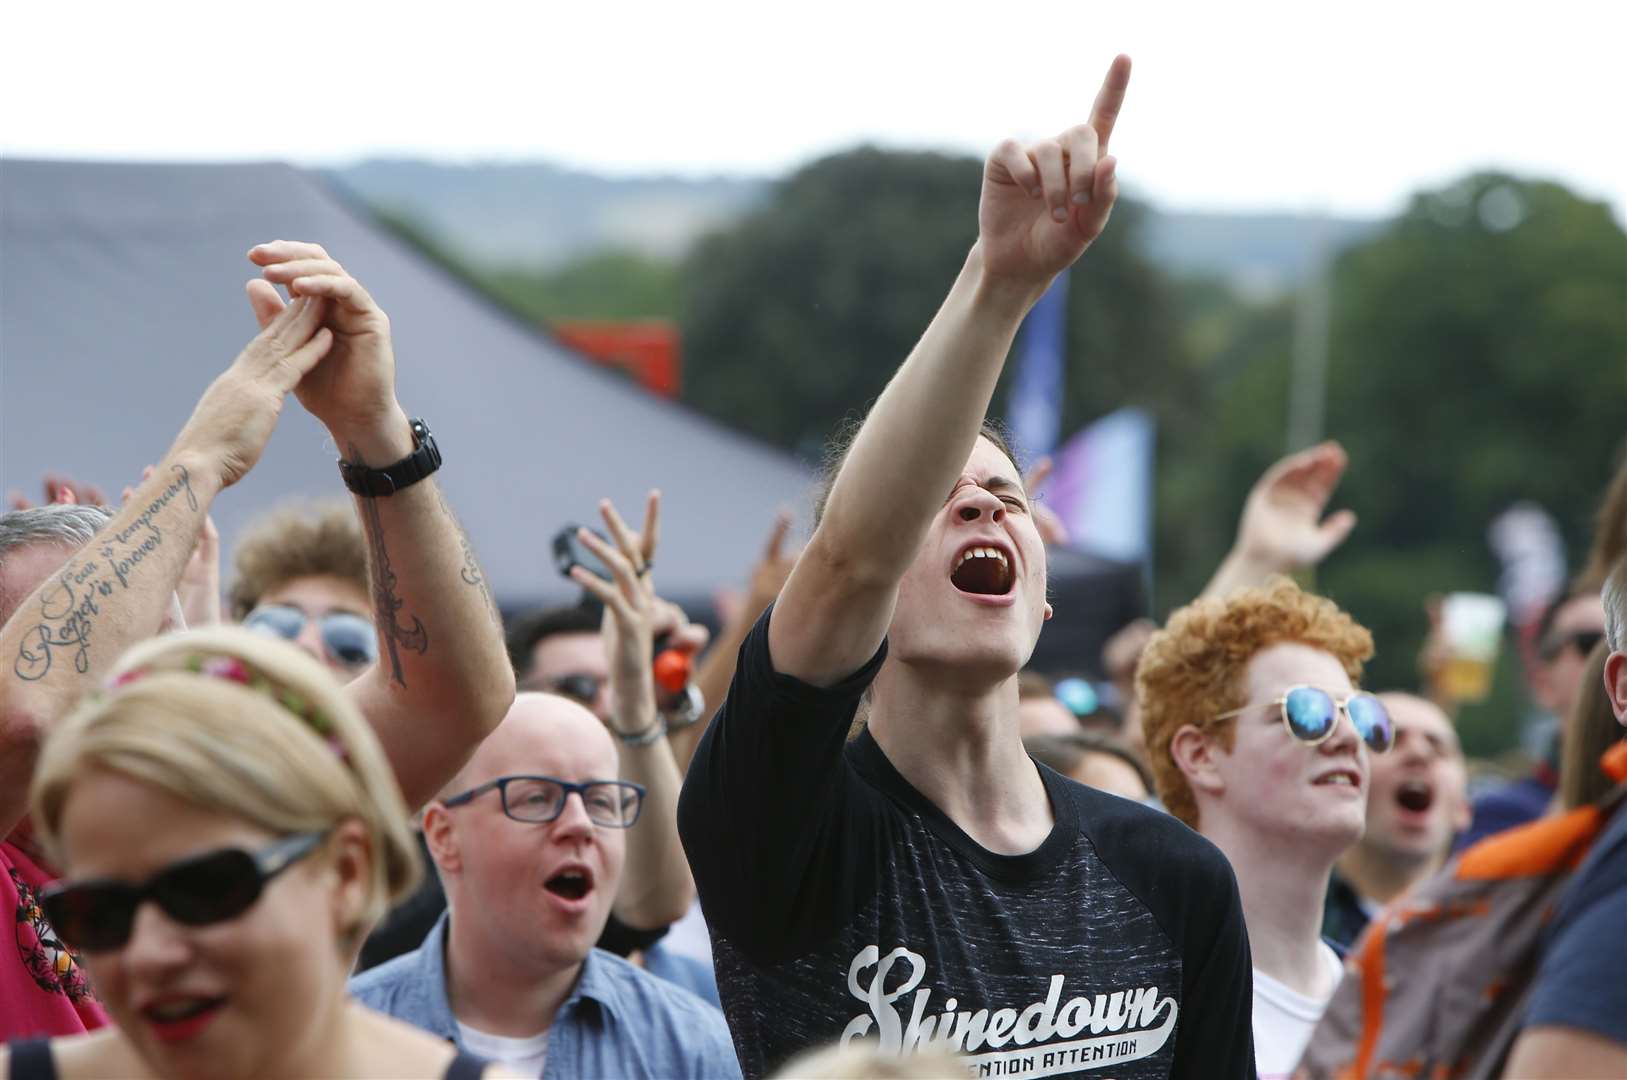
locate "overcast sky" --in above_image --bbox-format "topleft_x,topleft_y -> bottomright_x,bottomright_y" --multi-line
5,0 -> 1623,221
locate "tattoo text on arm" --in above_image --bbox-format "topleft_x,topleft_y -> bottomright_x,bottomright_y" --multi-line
352,447 -> 430,687
436,488 -> 500,629
13,465 -> 197,682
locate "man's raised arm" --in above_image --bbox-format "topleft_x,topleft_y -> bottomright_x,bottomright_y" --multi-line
770,55 -> 1132,687
248,242 -> 515,811
0,295 -> 337,837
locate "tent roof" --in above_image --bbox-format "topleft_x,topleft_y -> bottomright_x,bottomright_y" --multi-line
1,159 -> 813,607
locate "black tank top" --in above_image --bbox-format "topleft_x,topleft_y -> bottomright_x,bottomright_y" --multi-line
6,1039 -> 490,1080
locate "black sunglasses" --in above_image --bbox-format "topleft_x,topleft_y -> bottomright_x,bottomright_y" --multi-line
442,774 -> 646,828
519,672 -> 605,706
1540,629 -> 1604,661
40,831 -> 328,953
243,604 -> 378,669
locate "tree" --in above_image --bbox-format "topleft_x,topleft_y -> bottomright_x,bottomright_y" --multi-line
371,206 -> 682,323
1306,175 -> 1624,752
679,146 -> 1193,461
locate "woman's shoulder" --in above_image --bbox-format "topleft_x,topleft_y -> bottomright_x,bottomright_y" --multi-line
4,1030 -> 151,1080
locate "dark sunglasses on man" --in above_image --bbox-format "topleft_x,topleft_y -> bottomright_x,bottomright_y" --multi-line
243,604 -> 378,670
1539,628 -> 1604,662
40,831 -> 328,952
520,672 -> 605,707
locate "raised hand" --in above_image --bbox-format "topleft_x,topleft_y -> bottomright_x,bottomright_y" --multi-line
977,54 -> 1131,287
170,295 -> 334,489
177,512 -> 221,627
743,511 -> 799,613
1023,457 -> 1071,547
6,474 -> 111,511
1235,441 -> 1357,571
630,490 -> 710,656
569,494 -> 662,737
1199,441 -> 1357,602
246,241 -> 400,442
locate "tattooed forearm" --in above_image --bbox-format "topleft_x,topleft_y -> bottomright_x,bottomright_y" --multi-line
14,571 -> 98,681
353,447 -> 430,687
12,466 -> 198,682
435,488 -> 501,629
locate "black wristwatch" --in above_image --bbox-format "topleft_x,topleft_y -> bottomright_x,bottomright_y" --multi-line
338,417 -> 442,497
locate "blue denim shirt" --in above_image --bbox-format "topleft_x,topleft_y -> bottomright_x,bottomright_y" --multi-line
349,913 -> 741,1080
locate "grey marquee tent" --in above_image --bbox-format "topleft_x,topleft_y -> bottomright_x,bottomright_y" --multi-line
0,159 -> 814,610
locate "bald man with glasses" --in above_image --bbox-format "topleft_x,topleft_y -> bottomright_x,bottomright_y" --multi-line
350,692 -> 738,1080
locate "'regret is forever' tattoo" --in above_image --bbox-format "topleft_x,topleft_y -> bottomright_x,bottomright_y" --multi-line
351,445 -> 429,687
13,465 -> 198,682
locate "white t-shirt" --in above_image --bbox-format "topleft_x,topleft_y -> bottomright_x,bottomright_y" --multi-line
456,1021 -> 549,1077
1252,942 -> 1344,1080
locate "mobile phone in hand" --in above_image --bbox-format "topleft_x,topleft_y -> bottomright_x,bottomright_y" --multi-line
552,524 -> 613,583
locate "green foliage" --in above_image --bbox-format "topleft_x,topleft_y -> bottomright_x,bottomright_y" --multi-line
1316,175 -> 1626,716
480,251 -> 681,323
680,148 -> 982,457
371,204 -> 681,323
678,146 -> 1192,460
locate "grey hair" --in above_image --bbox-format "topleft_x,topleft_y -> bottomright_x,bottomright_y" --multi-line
0,504 -> 114,615
0,505 -> 114,558
1604,555 -> 1627,653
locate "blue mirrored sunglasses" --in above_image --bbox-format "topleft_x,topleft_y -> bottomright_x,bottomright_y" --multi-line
1214,685 -> 1393,753
244,604 -> 378,670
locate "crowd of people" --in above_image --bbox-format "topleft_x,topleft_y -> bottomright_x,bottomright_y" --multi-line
2,54 -> 1625,1080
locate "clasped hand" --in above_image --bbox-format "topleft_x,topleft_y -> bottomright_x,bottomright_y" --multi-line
171,241 -> 404,492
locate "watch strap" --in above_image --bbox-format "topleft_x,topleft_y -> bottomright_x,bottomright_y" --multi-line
338,417 -> 442,497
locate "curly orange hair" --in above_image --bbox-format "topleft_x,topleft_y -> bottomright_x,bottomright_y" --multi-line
1136,576 -> 1374,828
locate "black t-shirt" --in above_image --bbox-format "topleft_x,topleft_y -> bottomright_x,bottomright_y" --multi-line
677,607 -> 1256,1079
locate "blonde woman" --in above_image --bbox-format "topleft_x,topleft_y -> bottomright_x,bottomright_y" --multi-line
0,628 -> 516,1080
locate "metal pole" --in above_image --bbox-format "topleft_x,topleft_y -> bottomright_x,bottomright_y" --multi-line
1287,213 -> 1331,454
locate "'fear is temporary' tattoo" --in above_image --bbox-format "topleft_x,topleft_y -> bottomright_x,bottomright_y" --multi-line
14,465 -> 197,682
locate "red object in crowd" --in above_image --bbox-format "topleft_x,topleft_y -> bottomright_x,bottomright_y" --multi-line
553,321 -> 682,399
653,650 -> 692,694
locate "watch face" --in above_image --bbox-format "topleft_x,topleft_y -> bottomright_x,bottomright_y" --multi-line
663,685 -> 705,727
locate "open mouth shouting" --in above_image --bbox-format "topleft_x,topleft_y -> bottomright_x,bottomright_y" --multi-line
1395,778 -> 1435,817
543,862 -> 596,910
950,542 -> 1015,598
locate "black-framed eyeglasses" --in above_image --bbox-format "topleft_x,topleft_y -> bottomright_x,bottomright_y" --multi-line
244,603 -> 378,670
441,775 -> 646,828
1540,629 -> 1604,662
40,831 -> 328,953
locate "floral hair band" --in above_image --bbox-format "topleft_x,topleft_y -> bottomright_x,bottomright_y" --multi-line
109,654 -> 350,765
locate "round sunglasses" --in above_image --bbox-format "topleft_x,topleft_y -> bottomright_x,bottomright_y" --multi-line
243,604 -> 378,670
40,831 -> 327,953
1213,686 -> 1394,754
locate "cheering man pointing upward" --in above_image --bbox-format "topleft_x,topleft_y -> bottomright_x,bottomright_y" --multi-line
679,57 -> 1255,1080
